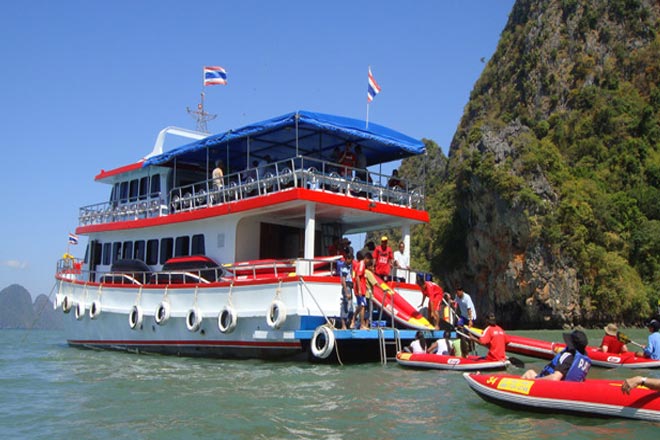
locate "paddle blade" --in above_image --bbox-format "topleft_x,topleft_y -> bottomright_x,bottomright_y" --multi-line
507,357 -> 525,369
617,331 -> 631,344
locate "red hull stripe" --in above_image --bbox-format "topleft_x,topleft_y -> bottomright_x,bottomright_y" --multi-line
69,339 -> 302,348
76,188 -> 429,234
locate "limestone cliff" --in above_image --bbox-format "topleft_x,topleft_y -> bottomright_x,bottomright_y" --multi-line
411,0 -> 660,327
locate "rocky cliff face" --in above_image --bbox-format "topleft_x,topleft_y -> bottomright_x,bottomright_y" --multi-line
439,0 -> 660,327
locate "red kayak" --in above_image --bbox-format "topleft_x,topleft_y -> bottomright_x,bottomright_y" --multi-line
368,273 -> 434,330
506,334 -> 660,369
464,373 -> 660,422
397,352 -> 509,371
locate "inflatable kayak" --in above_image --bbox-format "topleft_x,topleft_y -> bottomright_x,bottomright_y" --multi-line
463,373 -> 660,422
368,273 -> 434,330
506,334 -> 660,369
397,352 -> 509,371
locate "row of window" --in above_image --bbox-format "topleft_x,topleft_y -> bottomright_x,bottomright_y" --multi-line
110,174 -> 162,205
92,234 -> 206,266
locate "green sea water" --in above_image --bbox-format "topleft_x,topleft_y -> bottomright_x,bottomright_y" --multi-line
0,328 -> 657,439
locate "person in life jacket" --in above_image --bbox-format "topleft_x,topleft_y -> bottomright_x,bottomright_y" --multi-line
522,330 -> 592,382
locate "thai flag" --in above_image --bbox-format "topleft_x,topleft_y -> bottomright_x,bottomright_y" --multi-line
68,233 -> 79,245
204,66 -> 228,86
367,67 -> 381,103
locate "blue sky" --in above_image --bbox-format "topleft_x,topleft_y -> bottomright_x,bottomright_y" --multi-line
0,0 -> 515,298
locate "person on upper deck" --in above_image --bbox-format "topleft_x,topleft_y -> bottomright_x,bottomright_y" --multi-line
388,169 -> 402,189
212,160 -> 224,190
522,330 -> 592,382
339,142 -> 356,177
599,323 -> 628,354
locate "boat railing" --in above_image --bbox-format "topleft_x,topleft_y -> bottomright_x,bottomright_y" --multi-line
56,257 -> 340,285
78,193 -> 168,226
77,157 -> 424,226
168,156 -> 425,215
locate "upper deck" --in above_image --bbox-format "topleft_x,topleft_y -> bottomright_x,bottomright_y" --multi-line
77,111 -> 428,232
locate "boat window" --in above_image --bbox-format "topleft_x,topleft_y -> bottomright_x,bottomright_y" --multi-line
122,241 -> 133,259
92,242 -> 102,266
112,242 -> 122,263
109,183 -> 120,206
150,174 -> 161,197
146,239 -> 158,265
129,179 -> 139,202
119,182 -> 129,204
84,243 -> 89,264
191,234 -> 205,255
102,243 -> 111,265
138,177 -> 149,201
160,238 -> 173,264
175,236 -> 190,257
134,240 -> 145,261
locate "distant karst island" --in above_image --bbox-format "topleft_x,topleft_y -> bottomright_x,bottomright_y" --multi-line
0,284 -> 62,329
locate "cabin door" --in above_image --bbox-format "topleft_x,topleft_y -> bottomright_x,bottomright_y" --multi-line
259,223 -> 303,259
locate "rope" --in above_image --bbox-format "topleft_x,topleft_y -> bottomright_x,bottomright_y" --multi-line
227,281 -> 234,307
299,277 -> 343,366
21,282 -> 58,343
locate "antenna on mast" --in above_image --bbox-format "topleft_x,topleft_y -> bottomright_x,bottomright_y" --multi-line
187,91 -> 217,133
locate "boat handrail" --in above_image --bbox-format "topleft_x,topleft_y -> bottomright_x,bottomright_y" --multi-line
55,257 -> 339,285
78,155 -> 425,227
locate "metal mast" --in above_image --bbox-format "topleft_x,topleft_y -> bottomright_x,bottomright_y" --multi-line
187,92 -> 217,133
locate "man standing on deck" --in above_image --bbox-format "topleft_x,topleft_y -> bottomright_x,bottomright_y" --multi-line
373,236 -> 394,282
455,287 -> 476,328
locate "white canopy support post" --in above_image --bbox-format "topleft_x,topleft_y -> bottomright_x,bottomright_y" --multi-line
145,126 -> 208,159
304,203 -> 316,259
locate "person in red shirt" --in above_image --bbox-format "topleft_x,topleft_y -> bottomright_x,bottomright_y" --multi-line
353,251 -> 368,329
373,236 -> 394,281
599,323 -> 628,354
339,141 -> 356,177
416,275 -> 444,329
471,313 -> 507,361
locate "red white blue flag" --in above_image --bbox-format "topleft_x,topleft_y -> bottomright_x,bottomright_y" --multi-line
204,66 -> 228,86
68,233 -> 79,245
367,67 -> 381,103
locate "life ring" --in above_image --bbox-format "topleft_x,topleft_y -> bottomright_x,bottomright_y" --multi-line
129,305 -> 144,330
62,295 -> 73,313
217,305 -> 238,333
89,300 -> 102,319
74,302 -> 85,320
186,307 -> 202,332
310,326 -> 336,359
266,300 -> 287,329
154,301 -> 171,326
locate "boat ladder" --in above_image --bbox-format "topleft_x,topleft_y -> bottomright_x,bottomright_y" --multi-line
378,327 -> 401,365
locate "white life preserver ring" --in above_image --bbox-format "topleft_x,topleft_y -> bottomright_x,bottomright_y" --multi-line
62,295 -> 73,313
266,300 -> 287,329
89,300 -> 102,319
154,301 -> 171,326
186,307 -> 202,332
74,302 -> 85,320
217,305 -> 238,333
310,325 -> 336,359
129,305 -> 144,330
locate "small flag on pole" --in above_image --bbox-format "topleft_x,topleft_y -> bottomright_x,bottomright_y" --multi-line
68,233 -> 79,245
204,66 -> 228,86
367,67 -> 381,102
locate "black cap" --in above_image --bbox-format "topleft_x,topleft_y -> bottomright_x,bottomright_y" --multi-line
647,319 -> 660,331
562,330 -> 588,355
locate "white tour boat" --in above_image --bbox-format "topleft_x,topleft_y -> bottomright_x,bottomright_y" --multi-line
54,111 -> 431,362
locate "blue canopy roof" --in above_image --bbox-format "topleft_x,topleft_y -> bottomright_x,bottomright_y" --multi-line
143,111 -> 425,170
